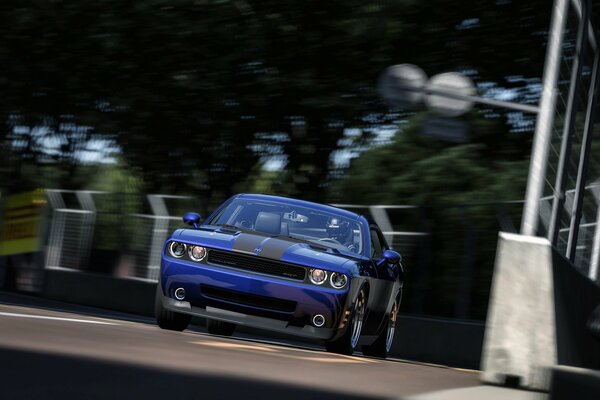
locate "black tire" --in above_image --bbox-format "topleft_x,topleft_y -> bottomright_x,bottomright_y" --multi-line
325,288 -> 367,355
155,284 -> 191,331
362,296 -> 399,359
207,319 -> 236,336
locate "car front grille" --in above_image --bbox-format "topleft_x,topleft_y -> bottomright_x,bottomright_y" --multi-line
200,284 -> 297,313
206,249 -> 306,281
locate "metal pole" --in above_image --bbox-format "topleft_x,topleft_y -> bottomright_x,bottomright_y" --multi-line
571,0 -> 597,50
567,50 -> 600,261
589,201 -> 600,282
394,84 -> 540,114
521,0 -> 569,236
548,2 -> 589,244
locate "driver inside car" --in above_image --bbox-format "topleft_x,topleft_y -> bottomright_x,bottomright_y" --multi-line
326,218 -> 357,252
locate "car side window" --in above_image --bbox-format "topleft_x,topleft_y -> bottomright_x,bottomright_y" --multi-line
370,228 -> 383,260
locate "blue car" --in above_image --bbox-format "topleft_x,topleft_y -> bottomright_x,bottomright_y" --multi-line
155,194 -> 404,357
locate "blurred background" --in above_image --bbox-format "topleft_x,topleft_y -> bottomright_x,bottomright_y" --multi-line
1,0 -> 599,324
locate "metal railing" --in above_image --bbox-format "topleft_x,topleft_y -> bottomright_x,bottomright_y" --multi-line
44,190 -> 198,281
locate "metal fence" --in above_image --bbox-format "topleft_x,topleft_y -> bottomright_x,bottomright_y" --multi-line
44,190 -> 199,281
45,190 -> 97,272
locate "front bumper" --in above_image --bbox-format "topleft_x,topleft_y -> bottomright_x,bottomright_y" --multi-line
160,256 -> 354,340
160,294 -> 335,339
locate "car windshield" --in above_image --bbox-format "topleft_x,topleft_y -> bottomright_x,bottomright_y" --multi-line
208,198 -> 364,255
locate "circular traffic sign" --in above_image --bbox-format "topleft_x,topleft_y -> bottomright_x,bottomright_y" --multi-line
424,72 -> 476,117
377,64 -> 428,109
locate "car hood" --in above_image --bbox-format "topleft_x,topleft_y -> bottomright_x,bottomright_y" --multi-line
171,227 -> 362,274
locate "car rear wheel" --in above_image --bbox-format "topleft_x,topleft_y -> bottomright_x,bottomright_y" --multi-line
362,296 -> 399,358
207,319 -> 236,336
155,284 -> 191,331
325,288 -> 367,355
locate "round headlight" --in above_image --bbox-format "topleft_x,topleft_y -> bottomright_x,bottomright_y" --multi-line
309,268 -> 327,285
169,242 -> 186,258
330,272 -> 348,289
188,245 -> 207,262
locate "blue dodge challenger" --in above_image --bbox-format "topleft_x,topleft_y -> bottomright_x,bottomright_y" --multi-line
155,194 -> 404,357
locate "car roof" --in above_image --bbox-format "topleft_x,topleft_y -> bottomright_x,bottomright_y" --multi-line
235,193 -> 361,220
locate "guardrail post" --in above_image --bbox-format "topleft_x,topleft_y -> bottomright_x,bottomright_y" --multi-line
75,191 -> 98,271
45,190 -> 67,269
147,195 -> 170,281
369,206 -> 394,245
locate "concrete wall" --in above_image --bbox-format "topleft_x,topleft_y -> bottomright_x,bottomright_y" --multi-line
44,269 -> 156,316
549,366 -> 600,400
393,315 -> 484,370
40,268 -> 485,369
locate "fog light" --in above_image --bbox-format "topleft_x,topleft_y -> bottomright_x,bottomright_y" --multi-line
188,245 -> 207,262
174,287 -> 186,300
312,314 -> 325,327
309,268 -> 327,285
169,242 -> 186,258
330,272 -> 348,289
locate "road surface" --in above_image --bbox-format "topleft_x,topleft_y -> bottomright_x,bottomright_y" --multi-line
0,292 -> 479,399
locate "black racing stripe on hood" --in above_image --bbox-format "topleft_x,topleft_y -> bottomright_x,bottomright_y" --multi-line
257,238 -> 294,260
232,234 -> 265,254
232,233 -> 302,260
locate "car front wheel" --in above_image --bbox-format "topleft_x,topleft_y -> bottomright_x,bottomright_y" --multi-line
362,295 -> 399,358
325,287 -> 367,355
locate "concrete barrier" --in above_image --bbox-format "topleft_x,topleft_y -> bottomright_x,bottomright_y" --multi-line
393,315 -> 484,370
43,269 -> 156,316
481,232 -> 600,390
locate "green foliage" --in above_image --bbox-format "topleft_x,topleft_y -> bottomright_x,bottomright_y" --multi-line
330,114 -> 529,205
84,160 -> 143,196
82,161 -> 144,251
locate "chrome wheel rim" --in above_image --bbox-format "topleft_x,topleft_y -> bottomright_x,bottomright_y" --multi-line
385,299 -> 399,352
350,290 -> 366,349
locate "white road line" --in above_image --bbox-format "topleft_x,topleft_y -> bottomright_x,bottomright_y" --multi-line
0,311 -> 117,325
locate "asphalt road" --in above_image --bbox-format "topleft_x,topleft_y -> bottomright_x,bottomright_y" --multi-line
0,292 -> 479,400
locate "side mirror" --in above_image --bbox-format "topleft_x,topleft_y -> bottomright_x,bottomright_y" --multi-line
183,212 -> 202,229
376,250 -> 402,267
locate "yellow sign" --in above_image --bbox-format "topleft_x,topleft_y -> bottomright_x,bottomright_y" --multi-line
0,190 -> 46,255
